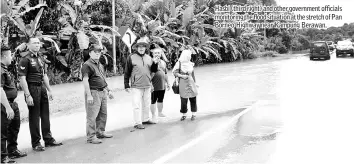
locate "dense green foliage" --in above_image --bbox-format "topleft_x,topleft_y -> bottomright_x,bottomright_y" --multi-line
2,0 -> 351,86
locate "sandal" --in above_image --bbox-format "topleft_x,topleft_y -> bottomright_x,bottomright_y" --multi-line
180,116 -> 186,121
191,115 -> 196,121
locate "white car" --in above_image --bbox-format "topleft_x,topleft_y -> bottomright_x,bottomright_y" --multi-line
336,41 -> 354,57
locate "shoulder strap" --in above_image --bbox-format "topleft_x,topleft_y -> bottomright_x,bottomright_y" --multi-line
178,61 -> 181,82
96,63 -> 107,82
87,60 -> 108,83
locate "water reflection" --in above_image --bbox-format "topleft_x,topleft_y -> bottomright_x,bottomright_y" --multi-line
236,101 -> 283,137
207,101 -> 283,163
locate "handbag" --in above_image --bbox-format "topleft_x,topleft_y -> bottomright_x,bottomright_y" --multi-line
172,61 -> 181,94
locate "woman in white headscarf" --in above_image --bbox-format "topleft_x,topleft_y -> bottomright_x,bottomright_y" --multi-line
172,49 -> 198,121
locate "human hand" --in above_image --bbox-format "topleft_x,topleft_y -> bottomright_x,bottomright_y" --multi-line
108,91 -> 114,99
151,85 -> 154,92
152,56 -> 159,63
5,107 -> 14,120
26,95 -> 34,106
48,91 -> 53,101
87,95 -> 94,104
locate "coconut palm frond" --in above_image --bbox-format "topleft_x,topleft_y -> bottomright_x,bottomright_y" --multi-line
202,46 -> 221,60
195,47 -> 209,57
228,41 -> 241,60
206,41 -> 222,48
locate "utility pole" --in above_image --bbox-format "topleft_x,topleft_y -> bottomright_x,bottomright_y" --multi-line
263,0 -> 266,39
112,0 -> 117,74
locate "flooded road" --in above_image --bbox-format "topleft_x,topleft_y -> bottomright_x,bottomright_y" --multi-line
14,53 -> 354,163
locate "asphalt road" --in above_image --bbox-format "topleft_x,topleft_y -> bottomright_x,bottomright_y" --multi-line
14,51 -> 354,163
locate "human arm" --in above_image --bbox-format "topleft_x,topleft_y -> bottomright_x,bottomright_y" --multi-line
164,65 -> 170,90
173,69 -> 188,80
151,55 -> 158,73
81,64 -> 94,103
18,58 -> 33,106
1,74 -> 14,119
192,71 -> 196,83
1,88 -> 14,120
42,75 -> 53,100
124,56 -> 133,92
192,71 -> 199,88
41,59 -> 53,100
82,76 -> 94,104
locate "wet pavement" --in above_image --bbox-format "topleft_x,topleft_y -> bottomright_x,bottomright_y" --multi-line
16,109 -> 245,163
13,52 -> 354,163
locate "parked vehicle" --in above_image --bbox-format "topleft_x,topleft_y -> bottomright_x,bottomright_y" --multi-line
336,40 -> 354,57
310,41 -> 331,60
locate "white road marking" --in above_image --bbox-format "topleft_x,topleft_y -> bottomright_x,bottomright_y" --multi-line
152,102 -> 257,164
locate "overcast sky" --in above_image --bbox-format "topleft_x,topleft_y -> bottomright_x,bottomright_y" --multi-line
276,0 -> 353,27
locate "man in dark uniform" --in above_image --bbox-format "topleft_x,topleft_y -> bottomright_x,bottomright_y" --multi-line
1,46 -> 27,163
18,37 -> 63,151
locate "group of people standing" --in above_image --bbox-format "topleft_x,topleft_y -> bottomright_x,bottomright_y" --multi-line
1,37 -> 63,163
1,36 -> 199,163
81,36 -> 200,144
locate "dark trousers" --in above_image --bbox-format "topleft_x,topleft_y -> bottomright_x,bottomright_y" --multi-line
180,97 -> 197,113
27,84 -> 54,148
1,102 -> 21,161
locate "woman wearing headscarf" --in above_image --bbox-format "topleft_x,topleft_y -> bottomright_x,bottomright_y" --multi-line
172,49 -> 198,121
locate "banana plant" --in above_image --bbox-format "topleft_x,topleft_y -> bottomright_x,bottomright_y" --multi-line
1,0 -> 62,85
58,0 -> 120,80
1,0 -> 57,49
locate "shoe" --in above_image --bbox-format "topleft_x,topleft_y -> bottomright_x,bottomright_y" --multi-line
8,150 -> 27,159
134,124 -> 145,129
45,141 -> 63,147
142,120 -> 157,125
180,116 -> 186,121
87,138 -> 102,144
97,132 -> 113,139
158,113 -> 166,117
32,145 -> 45,151
191,115 -> 196,121
2,156 -> 16,163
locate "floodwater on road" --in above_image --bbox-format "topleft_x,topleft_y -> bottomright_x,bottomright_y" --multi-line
16,53 -> 354,163
15,55 -> 289,163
